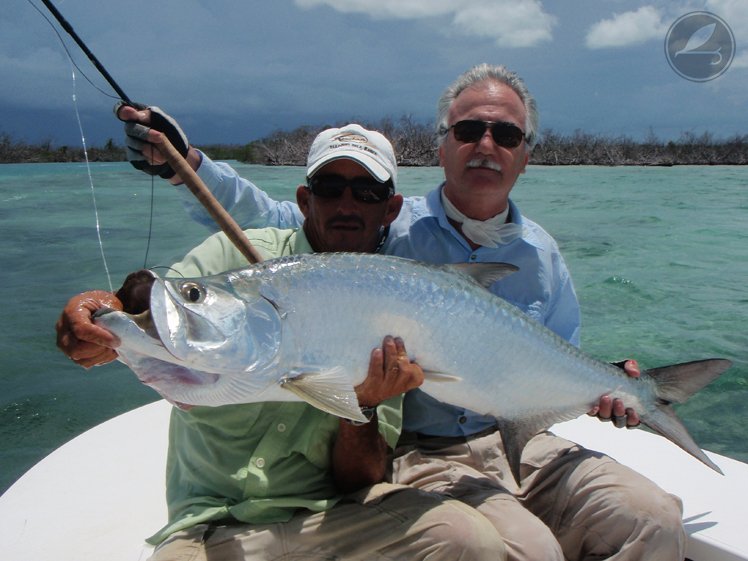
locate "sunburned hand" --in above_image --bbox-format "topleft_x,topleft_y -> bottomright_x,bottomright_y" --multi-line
588,359 -> 642,428
55,291 -> 123,368
355,336 -> 424,407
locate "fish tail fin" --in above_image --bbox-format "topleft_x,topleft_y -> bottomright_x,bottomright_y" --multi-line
647,359 -> 731,403
642,358 -> 731,475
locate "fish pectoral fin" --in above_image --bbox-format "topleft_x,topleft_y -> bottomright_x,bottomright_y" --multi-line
422,370 -> 462,383
280,368 -> 367,423
449,262 -> 518,289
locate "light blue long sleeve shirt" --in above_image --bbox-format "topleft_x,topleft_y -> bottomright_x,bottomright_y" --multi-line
178,154 -> 581,437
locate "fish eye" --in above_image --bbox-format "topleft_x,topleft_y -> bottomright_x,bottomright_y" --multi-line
180,282 -> 205,303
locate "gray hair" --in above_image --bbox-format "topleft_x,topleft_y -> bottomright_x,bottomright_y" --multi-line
435,64 -> 539,148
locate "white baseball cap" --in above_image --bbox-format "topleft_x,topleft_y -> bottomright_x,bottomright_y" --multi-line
306,124 -> 397,187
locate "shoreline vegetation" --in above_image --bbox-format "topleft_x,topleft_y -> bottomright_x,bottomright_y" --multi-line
3,117 -> 747,166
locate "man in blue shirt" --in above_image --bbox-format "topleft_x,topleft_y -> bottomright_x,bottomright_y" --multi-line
112,64 -> 685,561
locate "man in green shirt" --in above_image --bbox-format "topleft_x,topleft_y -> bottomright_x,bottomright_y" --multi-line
56,125 -> 505,560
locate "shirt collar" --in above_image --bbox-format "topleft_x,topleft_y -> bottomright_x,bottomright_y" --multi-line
290,229 -> 315,254
428,183 -> 544,251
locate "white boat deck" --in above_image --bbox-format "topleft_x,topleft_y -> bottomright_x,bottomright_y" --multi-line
1,400 -> 746,561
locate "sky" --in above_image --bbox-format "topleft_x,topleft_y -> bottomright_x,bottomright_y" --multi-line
3,0 -> 747,146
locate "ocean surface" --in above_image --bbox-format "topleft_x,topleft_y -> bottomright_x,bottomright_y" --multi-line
1,162 -> 746,494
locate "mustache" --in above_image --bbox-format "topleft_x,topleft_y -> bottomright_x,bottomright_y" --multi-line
466,158 -> 502,172
326,216 -> 365,229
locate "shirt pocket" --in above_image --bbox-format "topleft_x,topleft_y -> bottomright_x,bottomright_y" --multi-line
284,407 -> 339,470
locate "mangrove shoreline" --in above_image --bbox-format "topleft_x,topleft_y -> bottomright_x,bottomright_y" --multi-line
3,118 -> 747,166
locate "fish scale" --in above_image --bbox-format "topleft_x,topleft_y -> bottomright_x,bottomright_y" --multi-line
94,252 -> 732,482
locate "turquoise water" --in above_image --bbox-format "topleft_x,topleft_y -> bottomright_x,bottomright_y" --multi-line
1,162 -> 746,494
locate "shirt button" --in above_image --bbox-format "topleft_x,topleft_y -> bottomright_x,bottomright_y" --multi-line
255,458 -> 265,468
470,254 -> 477,261
458,415 -> 467,424
277,423 -> 286,432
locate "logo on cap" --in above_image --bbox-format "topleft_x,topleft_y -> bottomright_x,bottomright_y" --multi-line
332,133 -> 368,144
665,12 -> 735,82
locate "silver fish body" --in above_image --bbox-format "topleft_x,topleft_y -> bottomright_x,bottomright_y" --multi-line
95,253 -> 731,480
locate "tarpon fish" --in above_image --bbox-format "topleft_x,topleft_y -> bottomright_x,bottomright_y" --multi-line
94,253 -> 731,481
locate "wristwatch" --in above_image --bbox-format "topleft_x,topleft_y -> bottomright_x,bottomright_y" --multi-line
344,406 -> 377,426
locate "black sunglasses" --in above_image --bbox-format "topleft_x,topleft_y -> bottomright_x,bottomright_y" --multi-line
447,120 -> 526,148
307,174 -> 394,204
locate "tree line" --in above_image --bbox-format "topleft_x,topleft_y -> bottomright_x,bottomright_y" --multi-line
0,134 -> 124,164
531,129 -> 748,166
2,118 -> 747,166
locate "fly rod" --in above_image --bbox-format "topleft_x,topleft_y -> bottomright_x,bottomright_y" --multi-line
40,0 -> 132,105
40,0 -> 263,264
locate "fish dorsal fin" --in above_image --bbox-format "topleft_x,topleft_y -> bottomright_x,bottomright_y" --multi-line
280,367 -> 368,423
449,263 -> 518,289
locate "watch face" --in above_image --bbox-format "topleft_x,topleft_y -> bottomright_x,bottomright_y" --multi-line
361,406 -> 376,420
345,406 -> 376,426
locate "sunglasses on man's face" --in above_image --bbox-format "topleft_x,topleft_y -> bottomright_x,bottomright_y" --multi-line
447,120 -> 526,148
307,174 -> 394,204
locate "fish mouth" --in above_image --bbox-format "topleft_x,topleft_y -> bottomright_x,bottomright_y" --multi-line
92,307 -> 118,319
129,309 -> 158,338
94,307 -> 158,338
94,307 -> 222,398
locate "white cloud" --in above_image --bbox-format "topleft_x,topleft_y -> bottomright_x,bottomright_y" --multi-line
586,6 -> 666,49
706,0 -> 748,70
706,0 -> 748,28
295,0 -> 454,19
295,0 -> 555,47
452,0 -> 555,47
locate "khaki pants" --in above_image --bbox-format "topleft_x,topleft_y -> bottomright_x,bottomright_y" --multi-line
393,430 -> 686,561
149,484 -> 506,561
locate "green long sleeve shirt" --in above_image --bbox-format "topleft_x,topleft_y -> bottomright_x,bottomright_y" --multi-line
149,227 -> 402,544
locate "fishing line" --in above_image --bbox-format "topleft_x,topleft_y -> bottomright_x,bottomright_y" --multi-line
29,0 -> 159,276
142,146 -> 157,269
149,266 -> 185,278
25,0 -> 121,102
36,0 -> 132,103
68,63 -> 114,292
32,0 -> 263,268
